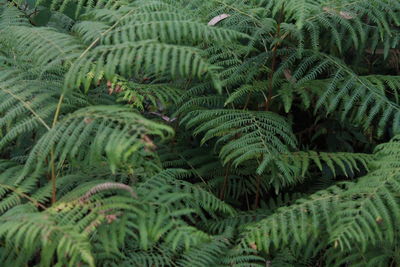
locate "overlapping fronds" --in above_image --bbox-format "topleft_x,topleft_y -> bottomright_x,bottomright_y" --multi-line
1,0 -> 400,266
331,136 -> 400,251
22,105 -> 173,176
240,184 -> 345,252
277,50 -> 400,135
182,109 -> 297,174
240,135 -> 400,264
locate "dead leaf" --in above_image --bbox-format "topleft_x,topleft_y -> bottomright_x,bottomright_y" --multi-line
208,14 -> 231,26
339,11 -> 355,19
142,134 -> 156,150
114,84 -> 123,93
84,117 -> 93,124
323,7 -> 355,20
106,214 -> 118,224
283,69 -> 297,83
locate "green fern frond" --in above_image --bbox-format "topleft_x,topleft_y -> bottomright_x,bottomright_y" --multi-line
240,184 -> 346,252
1,0 -> 400,265
21,105 -> 173,177
182,109 -> 297,174
0,211 -> 95,266
330,136 -> 400,251
65,41 -> 223,92
10,26 -> 83,68
279,151 -> 372,178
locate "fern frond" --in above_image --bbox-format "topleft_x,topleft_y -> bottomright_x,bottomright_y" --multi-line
138,169 -> 236,216
182,109 -> 297,174
65,41 -> 223,92
279,151 -> 372,178
21,105 -> 173,177
330,136 -> 400,251
240,184 -> 345,252
10,26 -> 83,68
0,212 -> 95,266
281,50 -> 400,135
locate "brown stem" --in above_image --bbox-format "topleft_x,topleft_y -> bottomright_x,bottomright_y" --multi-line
0,184 -> 46,210
265,4 -> 286,111
266,23 -> 281,111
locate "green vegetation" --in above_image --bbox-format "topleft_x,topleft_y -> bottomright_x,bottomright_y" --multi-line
0,0 -> 399,266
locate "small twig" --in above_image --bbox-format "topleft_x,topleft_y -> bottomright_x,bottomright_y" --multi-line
254,175 -> 262,208
0,184 -> 46,209
265,6 -> 284,111
219,166 -> 230,200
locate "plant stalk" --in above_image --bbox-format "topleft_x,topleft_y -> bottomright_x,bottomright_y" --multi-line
50,94 -> 65,204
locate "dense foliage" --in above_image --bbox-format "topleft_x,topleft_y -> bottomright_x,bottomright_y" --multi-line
0,0 -> 399,266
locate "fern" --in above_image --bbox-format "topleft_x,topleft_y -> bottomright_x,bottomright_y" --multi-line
182,109 -> 297,174
0,0 -> 400,265
240,183 -> 345,252
331,136 -> 400,251
21,105 -> 173,176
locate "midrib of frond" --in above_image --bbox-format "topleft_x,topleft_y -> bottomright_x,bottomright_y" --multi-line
0,84 -> 51,130
319,53 -> 400,113
331,169 -> 400,249
75,6 -> 143,61
241,191 -> 342,252
250,115 -> 272,154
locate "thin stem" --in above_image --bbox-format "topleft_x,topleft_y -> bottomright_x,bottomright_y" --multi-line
0,184 -> 46,210
245,189 -> 250,210
78,8 -> 138,60
49,7 -> 141,204
48,8 -> 139,203
50,150 -> 57,204
50,94 -> 64,204
0,87 -> 51,130
219,166 -> 230,200
254,175 -> 261,208
178,154 -> 211,192
243,94 -> 251,110
265,10 -> 283,111
266,44 -> 278,111
52,94 -> 65,128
